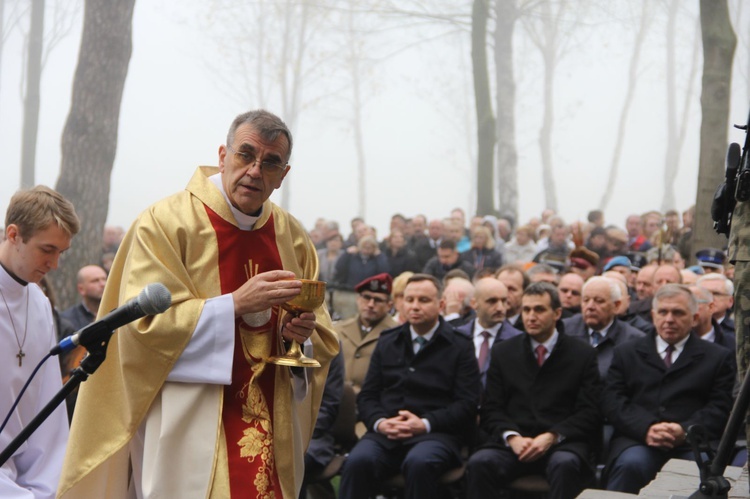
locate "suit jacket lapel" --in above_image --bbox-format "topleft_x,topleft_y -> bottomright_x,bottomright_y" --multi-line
669,334 -> 704,374
521,334 -> 540,373
635,335 -> 667,373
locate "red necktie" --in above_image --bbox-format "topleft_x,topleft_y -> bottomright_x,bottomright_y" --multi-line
664,344 -> 675,368
478,331 -> 491,371
535,344 -> 547,367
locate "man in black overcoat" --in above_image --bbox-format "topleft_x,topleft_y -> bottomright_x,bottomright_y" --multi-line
465,282 -> 602,499
339,274 -> 480,499
603,284 -> 735,493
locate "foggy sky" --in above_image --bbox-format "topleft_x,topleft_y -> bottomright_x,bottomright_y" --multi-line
1,0 -> 749,239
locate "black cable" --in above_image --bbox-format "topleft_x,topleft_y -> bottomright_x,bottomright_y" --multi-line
0,352 -> 52,434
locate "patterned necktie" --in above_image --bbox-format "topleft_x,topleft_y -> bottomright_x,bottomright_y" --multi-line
415,336 -> 427,354
664,344 -> 675,368
478,331 -> 491,371
535,344 -> 547,367
591,331 -> 603,347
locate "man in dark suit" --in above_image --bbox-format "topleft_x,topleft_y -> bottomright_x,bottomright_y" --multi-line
697,273 -> 736,337
339,274 -> 480,499
412,219 -> 443,270
557,272 -> 583,319
456,278 -> 522,387
562,276 -> 645,378
689,285 -> 736,353
602,271 -> 656,336
603,284 -> 736,493
496,265 -> 530,331
299,347 -> 344,499
423,239 -> 475,281
627,264 -> 657,321
465,282 -> 602,499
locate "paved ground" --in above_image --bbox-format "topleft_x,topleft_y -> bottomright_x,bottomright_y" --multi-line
578,459 -> 748,498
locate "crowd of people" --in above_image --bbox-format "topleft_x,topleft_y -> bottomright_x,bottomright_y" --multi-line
0,107 -> 741,499
301,205 -> 741,499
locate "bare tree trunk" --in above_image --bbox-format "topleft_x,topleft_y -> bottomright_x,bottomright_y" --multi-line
346,3 -> 368,219
278,0 -> 310,212
494,0 -> 519,220
539,43 -> 557,212
19,0 -> 44,189
53,0 -> 135,309
599,2 -> 652,212
693,0 -> 736,257
536,0 -> 561,212
662,13 -> 701,212
472,0 -> 495,216
662,0 -> 678,211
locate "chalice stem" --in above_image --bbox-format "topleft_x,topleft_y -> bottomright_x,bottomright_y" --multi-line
286,339 -> 303,359
267,279 -> 324,368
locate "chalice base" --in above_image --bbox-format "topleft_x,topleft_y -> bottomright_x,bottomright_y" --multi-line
268,351 -> 321,368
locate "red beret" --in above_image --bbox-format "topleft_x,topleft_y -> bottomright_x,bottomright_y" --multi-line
354,273 -> 393,295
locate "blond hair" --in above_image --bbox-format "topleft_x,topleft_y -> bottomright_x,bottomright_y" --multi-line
5,186 -> 80,240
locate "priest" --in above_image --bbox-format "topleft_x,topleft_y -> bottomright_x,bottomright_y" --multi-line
58,110 -> 339,499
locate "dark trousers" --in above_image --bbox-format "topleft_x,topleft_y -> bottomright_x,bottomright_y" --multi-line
466,447 -> 588,499
605,445 -> 693,493
339,437 -> 460,499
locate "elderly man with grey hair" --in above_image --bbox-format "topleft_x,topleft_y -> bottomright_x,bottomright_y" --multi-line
603,284 -> 735,494
689,285 -> 736,354
697,273 -> 735,337
562,276 -> 645,377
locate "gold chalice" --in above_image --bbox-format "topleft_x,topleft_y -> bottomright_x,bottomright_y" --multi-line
268,279 -> 325,368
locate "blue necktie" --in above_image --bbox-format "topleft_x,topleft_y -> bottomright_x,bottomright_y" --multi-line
415,336 -> 427,353
591,331 -> 603,347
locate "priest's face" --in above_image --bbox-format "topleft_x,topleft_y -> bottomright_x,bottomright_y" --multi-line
4,223 -> 71,283
218,124 -> 290,215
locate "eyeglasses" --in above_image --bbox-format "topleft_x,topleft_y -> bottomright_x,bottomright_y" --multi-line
359,293 -> 389,305
227,145 -> 287,176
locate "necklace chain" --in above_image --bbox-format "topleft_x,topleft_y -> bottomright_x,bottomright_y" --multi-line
0,285 -> 29,367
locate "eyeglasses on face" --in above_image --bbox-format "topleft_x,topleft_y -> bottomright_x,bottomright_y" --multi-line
359,293 -> 389,305
227,145 -> 287,176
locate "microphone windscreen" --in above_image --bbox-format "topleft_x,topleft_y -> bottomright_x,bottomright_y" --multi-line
138,283 -> 172,314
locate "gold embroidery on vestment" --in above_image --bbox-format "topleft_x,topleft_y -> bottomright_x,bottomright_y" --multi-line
236,323 -> 277,498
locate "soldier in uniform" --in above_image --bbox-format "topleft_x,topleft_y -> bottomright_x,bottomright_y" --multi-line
729,192 -> 750,488
335,273 -> 398,394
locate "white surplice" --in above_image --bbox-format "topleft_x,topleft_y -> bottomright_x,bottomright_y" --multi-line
0,266 -> 69,499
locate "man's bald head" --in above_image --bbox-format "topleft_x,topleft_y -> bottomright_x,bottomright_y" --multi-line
472,278 -> 510,329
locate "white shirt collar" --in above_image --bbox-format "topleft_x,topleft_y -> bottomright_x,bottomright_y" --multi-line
589,318 -> 615,338
410,321 -> 440,344
655,333 -> 690,361
209,173 -> 261,231
530,329 -> 559,353
700,326 -> 716,343
473,320 -> 502,338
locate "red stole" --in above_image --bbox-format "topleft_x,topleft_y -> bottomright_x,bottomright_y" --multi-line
207,207 -> 283,499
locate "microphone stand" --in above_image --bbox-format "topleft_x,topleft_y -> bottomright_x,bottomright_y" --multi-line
0,332 -> 111,466
682,365 -> 750,499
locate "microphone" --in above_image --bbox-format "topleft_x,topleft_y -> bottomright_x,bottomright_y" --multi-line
51,283 -> 172,355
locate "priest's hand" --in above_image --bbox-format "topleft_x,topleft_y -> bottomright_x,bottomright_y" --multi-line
232,270 -> 302,316
280,312 -> 316,344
